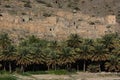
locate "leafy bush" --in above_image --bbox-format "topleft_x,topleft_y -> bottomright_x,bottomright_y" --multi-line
0,75 -> 17,80
67,1 -> 79,10
43,12 -> 52,17
47,70 -> 69,75
27,71 -> 48,74
116,10 -> 120,23
4,5 -> 11,8
21,12 -> 27,15
0,70 -> 10,74
23,70 -> 68,75
36,0 -> 46,4
89,21 -> 95,25
15,68 -> 22,73
23,70 -> 76,75
0,64 -> 2,68
87,64 -> 99,72
24,2 -> 32,8
47,69 -> 76,75
106,25 -> 112,28
19,72 -> 31,76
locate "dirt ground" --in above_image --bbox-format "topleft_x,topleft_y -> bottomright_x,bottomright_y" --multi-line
16,72 -> 120,80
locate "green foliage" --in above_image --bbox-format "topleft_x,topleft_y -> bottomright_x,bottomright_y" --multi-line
0,75 -> 17,80
4,5 -> 11,8
43,12 -> 52,17
19,70 -> 76,75
0,64 -> 2,68
0,32 -> 16,72
0,70 -> 10,75
116,10 -> 120,23
24,2 -> 32,8
47,70 -> 69,75
21,0 -> 30,3
59,47 -> 76,65
19,72 -> 31,76
92,44 -> 109,61
0,32 -> 120,72
0,71 -> 16,80
67,0 -> 80,10
88,21 -> 95,25
36,0 -> 46,4
27,71 -> 48,74
87,64 -> 99,72
67,34 -> 82,48
105,55 -> 120,72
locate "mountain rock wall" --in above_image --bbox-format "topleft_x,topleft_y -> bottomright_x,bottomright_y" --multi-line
0,0 -> 120,40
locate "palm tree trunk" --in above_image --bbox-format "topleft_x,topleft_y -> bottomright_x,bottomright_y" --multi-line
67,63 -> 71,71
99,63 -> 101,72
83,60 -> 86,72
21,65 -> 24,73
66,64 -> 69,70
69,64 -> 71,70
33,64 -> 36,71
52,64 -> 54,70
55,64 -> 57,71
77,64 -> 79,71
4,66 -> 6,71
9,62 -> 12,73
47,65 -> 50,71
3,62 -> 6,71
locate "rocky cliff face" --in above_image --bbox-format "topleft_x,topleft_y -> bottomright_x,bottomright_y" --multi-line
0,0 -> 120,41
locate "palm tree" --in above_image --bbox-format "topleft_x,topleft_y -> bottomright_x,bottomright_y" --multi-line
59,47 -> 76,70
105,37 -> 120,72
17,35 -> 48,72
0,32 -> 16,72
48,40 -> 62,70
51,50 -> 59,70
67,34 -> 82,48
105,55 -> 120,72
75,39 -> 94,72
1,45 -> 16,73
17,46 -> 32,72
30,44 -> 43,65
79,45 -> 92,72
92,43 -> 109,72
16,39 -> 32,72
67,34 -> 82,70
42,48 -> 54,70
27,35 -> 46,65
49,40 -> 58,49
101,33 -> 118,51
0,32 -> 11,49
112,37 -> 120,55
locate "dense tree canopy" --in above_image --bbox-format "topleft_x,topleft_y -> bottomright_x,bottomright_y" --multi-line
0,32 -> 120,72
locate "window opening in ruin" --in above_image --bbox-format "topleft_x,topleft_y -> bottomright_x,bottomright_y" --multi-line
29,18 -> 32,21
74,22 -> 75,25
116,10 -> 120,23
76,26 -> 78,29
0,14 -> 2,16
50,28 -> 52,31
55,1 -> 58,3
22,19 -> 25,22
89,22 -> 95,25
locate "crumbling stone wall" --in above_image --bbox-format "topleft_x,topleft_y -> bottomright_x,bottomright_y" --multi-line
0,9 -> 118,40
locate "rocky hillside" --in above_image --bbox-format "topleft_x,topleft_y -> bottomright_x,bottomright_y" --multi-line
0,0 -> 120,41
